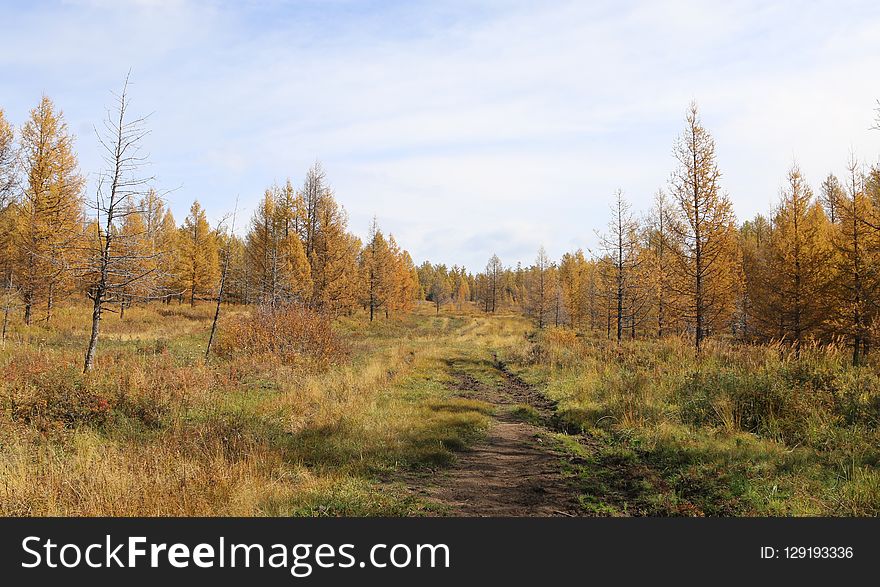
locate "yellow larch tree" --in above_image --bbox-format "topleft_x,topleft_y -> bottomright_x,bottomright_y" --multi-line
668,103 -> 740,350
16,95 -> 84,323
310,194 -> 358,314
830,158 -> 880,364
752,166 -> 834,354
178,200 -> 219,306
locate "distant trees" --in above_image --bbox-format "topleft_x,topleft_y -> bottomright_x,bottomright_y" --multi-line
0,88 -> 425,370
558,249 -> 592,329
484,254 -> 502,312
429,272 -> 451,314
450,266 -> 470,310
245,187 -> 311,307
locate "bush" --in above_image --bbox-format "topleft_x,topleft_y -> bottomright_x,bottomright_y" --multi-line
214,304 -> 348,368
7,365 -> 112,429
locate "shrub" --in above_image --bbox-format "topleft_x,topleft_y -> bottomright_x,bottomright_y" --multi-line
213,304 -> 348,368
7,365 -> 112,429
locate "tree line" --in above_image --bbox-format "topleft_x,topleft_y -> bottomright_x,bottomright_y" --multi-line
0,84 -> 419,370
3,85 -> 878,367
418,103 -> 880,364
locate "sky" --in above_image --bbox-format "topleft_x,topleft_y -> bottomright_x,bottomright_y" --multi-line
1,0 -> 879,272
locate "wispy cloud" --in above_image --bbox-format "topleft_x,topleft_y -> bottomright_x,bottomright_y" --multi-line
1,0 -> 879,270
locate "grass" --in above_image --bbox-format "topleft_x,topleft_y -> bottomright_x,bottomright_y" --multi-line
2,300 -> 879,516
0,302 -> 495,516
499,328 -> 880,516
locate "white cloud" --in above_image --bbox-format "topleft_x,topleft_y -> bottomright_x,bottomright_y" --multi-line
1,0 -> 879,271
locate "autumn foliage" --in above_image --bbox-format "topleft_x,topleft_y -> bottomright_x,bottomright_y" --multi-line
213,304 -> 348,367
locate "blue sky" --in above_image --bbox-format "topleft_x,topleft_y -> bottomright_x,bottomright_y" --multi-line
1,0 -> 879,271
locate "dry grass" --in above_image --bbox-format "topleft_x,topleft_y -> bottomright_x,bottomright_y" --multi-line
498,327 -> 880,515
0,301 -> 491,516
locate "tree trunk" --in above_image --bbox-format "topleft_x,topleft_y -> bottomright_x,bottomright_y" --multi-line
46,282 -> 54,323
84,287 -> 104,372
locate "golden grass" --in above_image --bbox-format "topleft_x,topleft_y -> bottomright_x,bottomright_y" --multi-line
0,301 -> 495,516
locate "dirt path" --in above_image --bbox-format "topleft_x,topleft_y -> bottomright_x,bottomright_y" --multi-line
411,359 -> 582,516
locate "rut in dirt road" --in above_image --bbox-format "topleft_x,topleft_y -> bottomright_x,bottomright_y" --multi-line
414,359 -> 582,517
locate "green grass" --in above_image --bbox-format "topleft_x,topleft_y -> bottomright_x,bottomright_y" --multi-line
499,328 -> 880,516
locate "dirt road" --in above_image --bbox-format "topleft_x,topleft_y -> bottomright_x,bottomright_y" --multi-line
411,359 -> 582,516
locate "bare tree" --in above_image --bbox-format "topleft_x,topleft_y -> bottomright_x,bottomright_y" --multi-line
82,75 -> 156,372
301,161 -> 327,258
599,190 -> 641,343
206,198 -> 238,362
486,254 -> 502,312
527,246 -> 553,328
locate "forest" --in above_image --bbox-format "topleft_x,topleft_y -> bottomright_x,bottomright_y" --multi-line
2,81 -> 880,516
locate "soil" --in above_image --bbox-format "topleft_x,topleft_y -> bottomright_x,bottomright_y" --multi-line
409,359 -> 583,516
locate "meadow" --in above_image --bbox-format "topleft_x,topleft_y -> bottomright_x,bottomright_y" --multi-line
1,301 -> 878,516
504,329 -> 880,516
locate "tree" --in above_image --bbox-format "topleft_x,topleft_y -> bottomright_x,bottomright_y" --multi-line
16,95 -> 84,324
752,166 -> 833,355
115,200 -> 150,318
83,76 -> 156,372
830,157 -> 879,365
739,213 -> 771,339
245,186 -> 312,307
821,173 -> 844,224
0,109 -> 15,207
668,103 -> 739,350
600,190 -> 641,343
206,198 -> 238,362
0,110 -> 17,339
156,206 -> 180,301
450,265 -> 470,311
301,162 -> 328,258
558,249 -> 587,328
359,219 -> 394,321
178,200 -> 219,306
310,193 -> 358,314
526,246 -> 554,328
429,272 -> 451,314
645,189 -> 679,337
386,236 -> 418,316
485,254 -> 502,312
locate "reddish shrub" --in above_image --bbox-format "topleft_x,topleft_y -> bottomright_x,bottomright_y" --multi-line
9,366 -> 113,429
213,304 -> 348,368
